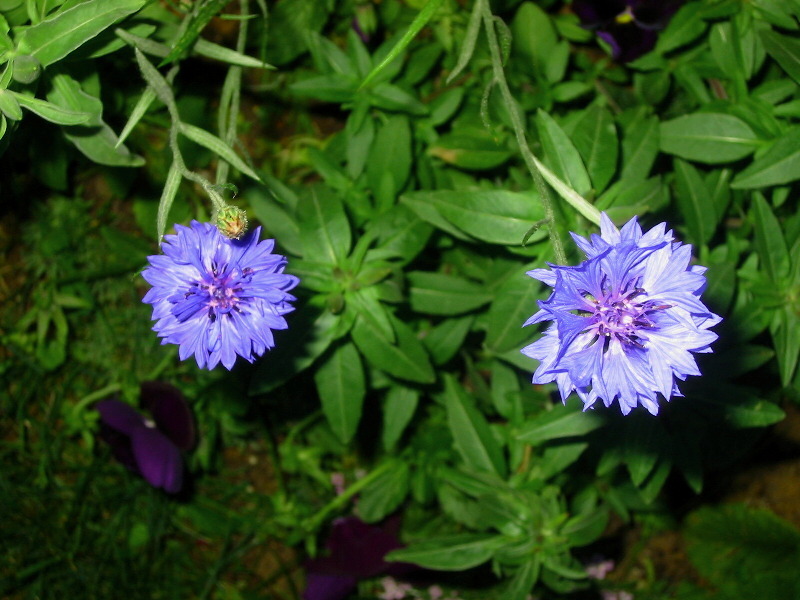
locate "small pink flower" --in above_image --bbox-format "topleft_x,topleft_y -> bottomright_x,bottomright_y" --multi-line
330,472 -> 346,496
586,558 -> 616,580
378,576 -> 413,600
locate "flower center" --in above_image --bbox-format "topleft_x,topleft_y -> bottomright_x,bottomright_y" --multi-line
585,284 -> 669,348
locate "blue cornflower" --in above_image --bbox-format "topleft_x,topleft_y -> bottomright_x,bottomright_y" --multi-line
522,214 -> 720,416
142,220 -> 299,370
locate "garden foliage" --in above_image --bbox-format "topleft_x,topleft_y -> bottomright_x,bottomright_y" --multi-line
2,0 -> 799,598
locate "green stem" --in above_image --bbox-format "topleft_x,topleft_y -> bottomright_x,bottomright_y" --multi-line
73,383 -> 122,414
479,0 -> 602,261
216,0 -> 248,185
134,48 -> 228,216
302,460 -> 395,534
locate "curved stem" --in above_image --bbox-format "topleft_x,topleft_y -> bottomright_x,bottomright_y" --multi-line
478,0 -> 602,262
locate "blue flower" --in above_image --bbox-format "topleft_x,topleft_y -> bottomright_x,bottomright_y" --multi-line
142,221 -> 299,370
522,214 -> 720,416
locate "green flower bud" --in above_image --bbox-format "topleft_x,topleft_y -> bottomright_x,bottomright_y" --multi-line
215,206 -> 248,239
12,55 -> 42,85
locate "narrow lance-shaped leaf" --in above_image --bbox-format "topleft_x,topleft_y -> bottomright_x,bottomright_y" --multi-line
351,313 -> 435,384
17,0 -> 146,67
382,385 -> 419,451
10,90 -> 90,125
659,113 -> 759,164
517,404 -> 607,444
447,0 -> 483,84
752,193 -> 790,283
386,534 -> 506,571
536,109 -> 592,197
157,162 -> 183,241
673,158 -> 714,246
357,459 -> 410,523
178,122 -> 261,182
296,186 -> 352,266
443,374 -> 506,477
732,127 -> 800,189
159,0 -> 229,66
359,0 -> 445,89
314,341 -> 365,444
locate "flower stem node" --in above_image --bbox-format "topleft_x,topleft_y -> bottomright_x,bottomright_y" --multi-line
522,213 -> 721,416
215,205 -> 249,239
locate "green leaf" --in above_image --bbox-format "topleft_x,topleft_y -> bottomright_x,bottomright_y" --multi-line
516,403 -> 606,444
659,113 -> 759,164
654,2 -> 707,54
400,193 -> 474,241
46,73 -> 144,167
10,90 -> 90,125
567,104 -> 618,194
536,109 -> 592,197
314,341 -> 365,444
697,391 -> 785,428
485,271 -> 541,354
193,38 -> 274,69
347,286 -> 395,342
732,127 -> 800,189
408,271 -> 492,316
156,162 -> 182,241
382,385 -> 419,451
490,361 -> 521,419
296,185 -> 351,265
159,0 -> 228,66
562,508 -> 608,547
685,504 -> 800,600
760,29 -> 800,85
752,193 -> 790,283
386,534 -> 505,571
429,131 -> 513,170
368,82 -> 428,115
624,414 -> 667,487
357,460 -> 411,523
511,2 -> 557,78
367,204 -> 433,265
359,0 -> 445,89
0,89 -> 22,120
178,122 -> 261,182
351,312 -> 435,384
620,110 -> 659,181
444,374 -> 506,477
772,305 -> 800,386
446,0 -> 482,84
367,114 -> 412,211
504,559 -> 541,600
401,189 -> 545,246
18,0 -> 146,67
673,158 -> 715,246
247,187 -> 303,257
266,0 -> 330,65
423,316 -> 474,366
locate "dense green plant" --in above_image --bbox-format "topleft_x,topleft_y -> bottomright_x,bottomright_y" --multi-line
2,0 -> 800,598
